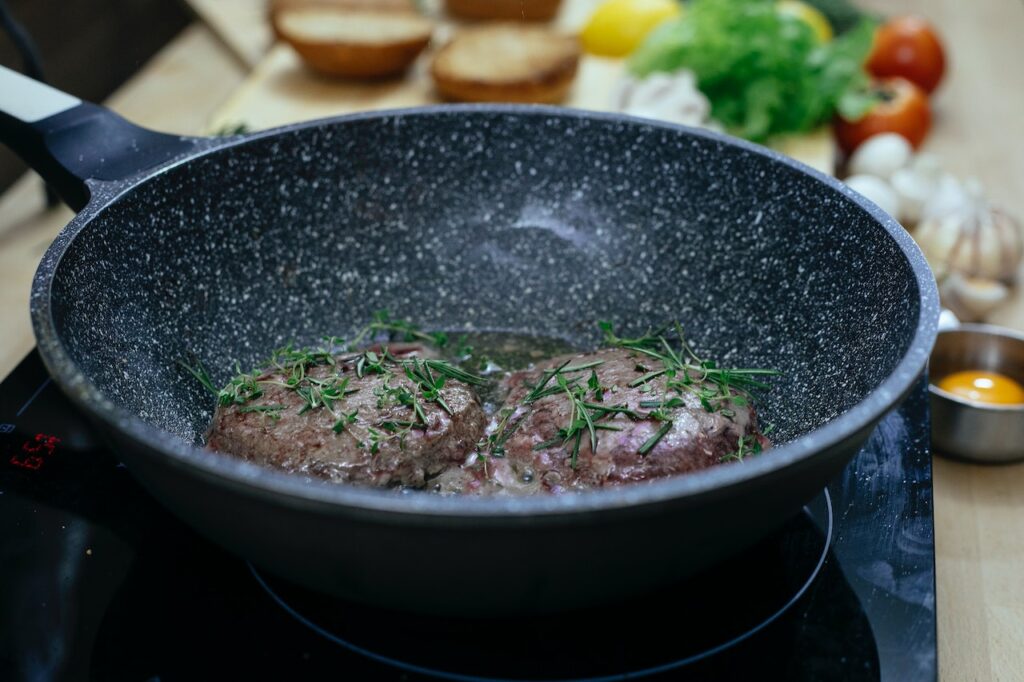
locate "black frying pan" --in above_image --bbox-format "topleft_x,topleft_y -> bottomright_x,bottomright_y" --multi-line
0,65 -> 938,615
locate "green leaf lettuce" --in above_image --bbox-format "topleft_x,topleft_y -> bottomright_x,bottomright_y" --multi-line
628,0 -> 876,141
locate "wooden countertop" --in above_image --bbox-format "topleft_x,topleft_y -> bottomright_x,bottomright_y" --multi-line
1,3 -> 1023,678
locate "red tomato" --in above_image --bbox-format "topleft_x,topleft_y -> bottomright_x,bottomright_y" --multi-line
835,78 -> 932,154
867,16 -> 946,94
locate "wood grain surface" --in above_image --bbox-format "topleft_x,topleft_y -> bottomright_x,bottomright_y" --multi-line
1,2 -> 1023,678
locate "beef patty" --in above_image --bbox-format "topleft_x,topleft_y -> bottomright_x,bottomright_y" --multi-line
206,346 -> 486,488
466,348 -> 770,494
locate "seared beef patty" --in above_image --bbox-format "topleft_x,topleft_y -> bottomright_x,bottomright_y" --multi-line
463,348 -> 770,494
201,331 -> 772,494
206,347 -> 486,488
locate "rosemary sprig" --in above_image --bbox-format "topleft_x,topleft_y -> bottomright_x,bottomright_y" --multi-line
349,309 -> 450,349
238,404 -> 285,420
481,407 -> 520,456
580,403 -> 639,418
526,376 -> 602,468
523,359 -> 571,403
421,359 -> 487,386
638,397 -> 686,410
599,320 -> 780,405
178,358 -> 218,397
523,359 -> 606,404
638,421 -> 673,456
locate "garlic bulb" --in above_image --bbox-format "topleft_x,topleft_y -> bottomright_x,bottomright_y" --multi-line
848,133 -> 913,180
844,174 -> 901,219
913,188 -> 1023,285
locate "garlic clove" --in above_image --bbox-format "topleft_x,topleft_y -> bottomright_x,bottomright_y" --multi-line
939,273 -> 1009,322
844,174 -> 902,220
909,152 -> 944,177
891,168 -> 930,226
892,169 -> 956,228
921,175 -> 972,221
848,133 -> 914,180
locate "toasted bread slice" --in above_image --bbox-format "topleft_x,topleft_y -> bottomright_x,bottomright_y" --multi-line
444,0 -> 563,22
274,7 -> 433,79
270,0 -> 416,14
431,25 -> 580,103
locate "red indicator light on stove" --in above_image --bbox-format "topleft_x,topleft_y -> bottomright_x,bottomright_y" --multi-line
9,433 -> 61,470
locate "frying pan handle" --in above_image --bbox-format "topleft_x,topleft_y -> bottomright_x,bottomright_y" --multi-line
0,65 -> 204,211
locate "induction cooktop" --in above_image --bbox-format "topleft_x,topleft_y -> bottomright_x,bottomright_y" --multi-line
0,350 -> 936,681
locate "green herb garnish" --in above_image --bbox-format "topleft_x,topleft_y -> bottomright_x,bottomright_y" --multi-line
628,0 -> 877,141
638,421 -> 673,456
238,404 -> 285,420
599,320 -> 779,406
332,410 -> 359,433
721,434 -> 763,462
349,309 -> 451,349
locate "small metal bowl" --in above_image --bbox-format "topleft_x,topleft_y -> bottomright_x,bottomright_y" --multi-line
929,324 -> 1024,463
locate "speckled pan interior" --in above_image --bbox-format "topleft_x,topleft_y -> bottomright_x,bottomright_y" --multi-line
35,107 -> 934,503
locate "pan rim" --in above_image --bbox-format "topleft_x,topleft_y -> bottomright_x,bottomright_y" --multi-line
29,104 -> 939,519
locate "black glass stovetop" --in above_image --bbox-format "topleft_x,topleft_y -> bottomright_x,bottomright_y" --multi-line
0,350 -> 936,681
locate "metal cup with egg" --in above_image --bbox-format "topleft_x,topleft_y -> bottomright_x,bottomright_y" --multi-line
930,324 -> 1024,463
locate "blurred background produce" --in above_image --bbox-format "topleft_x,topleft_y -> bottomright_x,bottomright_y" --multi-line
580,0 -> 681,56
0,0 -> 1021,324
625,0 -> 876,142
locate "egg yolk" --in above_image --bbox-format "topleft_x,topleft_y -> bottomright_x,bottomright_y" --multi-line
937,370 -> 1024,405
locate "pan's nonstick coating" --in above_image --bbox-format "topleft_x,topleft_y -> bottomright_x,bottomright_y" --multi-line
32,108 -> 936,613
49,111 -> 916,448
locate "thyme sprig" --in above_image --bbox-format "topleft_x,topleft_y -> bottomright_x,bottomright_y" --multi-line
403,358 -> 453,416
721,434 -> 763,462
332,410 -> 359,434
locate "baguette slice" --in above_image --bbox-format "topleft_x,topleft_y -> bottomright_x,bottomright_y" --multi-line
444,0 -> 563,22
431,25 -> 580,104
274,7 -> 433,79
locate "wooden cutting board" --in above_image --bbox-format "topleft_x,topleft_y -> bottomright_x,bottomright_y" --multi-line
203,0 -> 836,174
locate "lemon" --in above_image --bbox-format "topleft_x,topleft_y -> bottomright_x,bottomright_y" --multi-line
581,0 -> 682,58
776,0 -> 833,43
